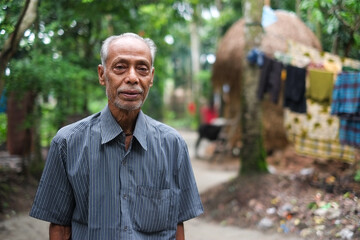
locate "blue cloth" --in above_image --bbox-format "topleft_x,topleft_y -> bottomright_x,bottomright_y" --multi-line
262,6 -> 278,28
331,72 -> 360,119
247,48 -> 264,66
0,90 -> 7,113
331,72 -> 360,148
340,119 -> 360,148
30,105 -> 203,240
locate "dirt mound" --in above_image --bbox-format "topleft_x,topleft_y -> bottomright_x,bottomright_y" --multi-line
201,147 -> 360,239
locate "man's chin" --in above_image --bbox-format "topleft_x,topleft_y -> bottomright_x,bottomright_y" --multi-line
114,102 -> 143,112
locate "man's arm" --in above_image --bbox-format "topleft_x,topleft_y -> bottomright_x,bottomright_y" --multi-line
49,223 -> 71,240
176,222 -> 185,240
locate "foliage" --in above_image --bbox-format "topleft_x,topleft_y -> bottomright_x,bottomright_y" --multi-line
0,0 -> 25,46
6,48 -> 94,124
299,0 -> 360,58
163,110 -> 196,130
354,170 -> 360,182
0,113 -> 6,145
196,70 -> 212,101
1,0 -> 358,156
1,0 -> 246,136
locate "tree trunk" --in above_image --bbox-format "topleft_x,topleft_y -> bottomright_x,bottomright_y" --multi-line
7,91 -> 36,156
0,0 -> 39,94
239,0 -> 267,175
295,0 -> 301,17
190,5 -> 201,125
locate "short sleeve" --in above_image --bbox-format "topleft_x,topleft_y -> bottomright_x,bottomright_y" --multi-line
177,140 -> 204,223
29,137 -> 75,225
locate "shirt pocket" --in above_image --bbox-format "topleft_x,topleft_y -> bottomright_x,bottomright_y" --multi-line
132,186 -> 172,233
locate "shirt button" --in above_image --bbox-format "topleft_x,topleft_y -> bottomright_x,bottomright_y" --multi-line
123,194 -> 127,199
124,226 -> 128,231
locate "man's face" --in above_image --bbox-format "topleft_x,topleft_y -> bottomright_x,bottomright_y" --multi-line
98,37 -> 154,112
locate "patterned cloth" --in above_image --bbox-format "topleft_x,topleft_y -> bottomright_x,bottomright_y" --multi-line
331,72 -> 360,118
286,133 -> 355,163
284,99 -> 356,162
284,100 -> 339,141
340,119 -> 360,148
331,72 -> 360,148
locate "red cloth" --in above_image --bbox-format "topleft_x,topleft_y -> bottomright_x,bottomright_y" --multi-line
188,102 -> 196,115
201,106 -> 218,124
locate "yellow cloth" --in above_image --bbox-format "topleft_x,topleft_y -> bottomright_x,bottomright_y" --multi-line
307,69 -> 334,104
286,133 -> 355,163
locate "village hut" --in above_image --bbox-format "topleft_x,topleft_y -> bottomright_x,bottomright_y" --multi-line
211,9 -> 322,153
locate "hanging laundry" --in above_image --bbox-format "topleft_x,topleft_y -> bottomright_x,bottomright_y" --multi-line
342,58 -> 360,71
284,100 -> 356,162
331,72 -> 360,119
284,100 -> 339,141
257,55 -> 283,103
331,72 -> 360,149
342,66 -> 359,72
279,40 -> 360,158
247,48 -> 264,66
274,51 -> 292,65
286,40 -> 360,71
262,5 -> 278,28
286,133 -> 355,163
323,60 -> 342,74
283,64 -> 307,113
307,68 -> 334,105
339,119 -> 360,148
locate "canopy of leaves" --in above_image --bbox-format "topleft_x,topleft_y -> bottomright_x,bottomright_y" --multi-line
300,0 -> 360,58
1,0 -> 359,148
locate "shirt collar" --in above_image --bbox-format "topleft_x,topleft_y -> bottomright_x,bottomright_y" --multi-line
100,105 -> 148,151
133,111 -> 148,151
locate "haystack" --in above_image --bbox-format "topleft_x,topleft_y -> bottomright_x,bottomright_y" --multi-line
211,10 -> 322,153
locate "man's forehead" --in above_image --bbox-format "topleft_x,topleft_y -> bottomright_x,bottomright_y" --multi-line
109,37 -> 151,61
111,37 -> 149,51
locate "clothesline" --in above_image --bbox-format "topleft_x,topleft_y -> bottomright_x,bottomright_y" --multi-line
254,40 -> 360,161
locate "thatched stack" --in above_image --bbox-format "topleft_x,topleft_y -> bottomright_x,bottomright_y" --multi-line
211,10 -> 322,152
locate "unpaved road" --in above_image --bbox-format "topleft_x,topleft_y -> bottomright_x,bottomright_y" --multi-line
0,130 -> 302,240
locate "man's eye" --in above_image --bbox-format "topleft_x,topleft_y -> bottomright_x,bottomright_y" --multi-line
138,66 -> 149,72
115,65 -> 126,70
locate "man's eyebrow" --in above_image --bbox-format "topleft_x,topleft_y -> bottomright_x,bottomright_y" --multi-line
112,57 -> 150,66
136,59 -> 151,66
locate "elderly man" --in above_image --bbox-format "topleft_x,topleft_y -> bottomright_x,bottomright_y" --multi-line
30,33 -> 203,240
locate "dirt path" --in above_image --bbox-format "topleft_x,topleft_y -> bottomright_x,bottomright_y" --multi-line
0,130 -> 303,240
182,130 -> 303,240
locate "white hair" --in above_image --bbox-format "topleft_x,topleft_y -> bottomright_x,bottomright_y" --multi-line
100,33 -> 157,68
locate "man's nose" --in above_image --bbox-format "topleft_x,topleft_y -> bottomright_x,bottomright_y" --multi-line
125,67 -> 139,84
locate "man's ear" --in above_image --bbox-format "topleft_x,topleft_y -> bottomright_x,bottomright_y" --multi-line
98,65 -> 106,86
149,67 -> 155,87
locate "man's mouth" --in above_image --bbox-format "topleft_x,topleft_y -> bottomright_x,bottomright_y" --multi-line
119,89 -> 142,99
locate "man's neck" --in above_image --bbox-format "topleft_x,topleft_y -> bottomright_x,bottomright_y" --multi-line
108,104 -> 140,135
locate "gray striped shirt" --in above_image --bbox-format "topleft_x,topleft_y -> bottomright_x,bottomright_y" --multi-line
30,105 -> 203,239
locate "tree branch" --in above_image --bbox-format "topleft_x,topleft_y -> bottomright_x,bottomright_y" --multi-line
0,0 -> 39,93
